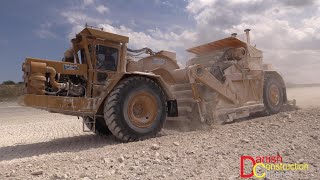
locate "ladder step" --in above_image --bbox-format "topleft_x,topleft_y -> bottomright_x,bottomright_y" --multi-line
171,83 -> 192,91
166,116 -> 191,122
177,98 -> 195,107
178,106 -> 193,114
174,90 -> 193,98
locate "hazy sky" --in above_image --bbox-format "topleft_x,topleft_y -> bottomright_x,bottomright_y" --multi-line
0,0 -> 319,84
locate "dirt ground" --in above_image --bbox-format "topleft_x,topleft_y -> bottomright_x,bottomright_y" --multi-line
0,87 -> 319,179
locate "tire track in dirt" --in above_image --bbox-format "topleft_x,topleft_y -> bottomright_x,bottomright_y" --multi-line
0,105 -> 118,162
0,88 -> 319,179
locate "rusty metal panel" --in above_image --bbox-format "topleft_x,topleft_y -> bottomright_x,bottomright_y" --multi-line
25,58 -> 88,76
225,70 -> 263,81
20,94 -> 96,114
187,37 -> 247,55
188,65 -> 238,104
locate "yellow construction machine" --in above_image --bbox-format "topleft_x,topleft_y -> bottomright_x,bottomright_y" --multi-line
20,26 -> 289,142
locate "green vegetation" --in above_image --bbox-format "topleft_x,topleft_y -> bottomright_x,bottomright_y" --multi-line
0,84 -> 24,101
2,80 -> 16,85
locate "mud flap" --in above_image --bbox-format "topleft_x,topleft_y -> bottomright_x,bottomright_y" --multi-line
167,100 -> 178,117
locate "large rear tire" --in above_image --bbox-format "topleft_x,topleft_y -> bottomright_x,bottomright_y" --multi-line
83,116 -> 111,135
263,75 -> 284,115
104,76 -> 166,142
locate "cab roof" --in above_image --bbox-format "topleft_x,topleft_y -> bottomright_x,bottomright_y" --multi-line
79,27 -> 129,43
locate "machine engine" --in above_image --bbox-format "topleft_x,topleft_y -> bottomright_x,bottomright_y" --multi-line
49,74 -> 86,97
23,60 -> 86,97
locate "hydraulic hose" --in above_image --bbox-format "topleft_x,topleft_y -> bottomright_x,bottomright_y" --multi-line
127,47 -> 155,55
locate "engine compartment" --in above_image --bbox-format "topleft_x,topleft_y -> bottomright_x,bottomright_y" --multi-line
46,74 -> 86,97
22,58 -> 88,98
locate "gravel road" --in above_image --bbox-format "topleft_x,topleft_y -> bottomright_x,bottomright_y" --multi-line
0,87 -> 319,179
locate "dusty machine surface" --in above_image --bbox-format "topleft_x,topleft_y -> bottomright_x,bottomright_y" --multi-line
20,26 -> 289,142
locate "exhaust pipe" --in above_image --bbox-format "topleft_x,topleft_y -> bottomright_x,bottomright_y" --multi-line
244,29 -> 250,44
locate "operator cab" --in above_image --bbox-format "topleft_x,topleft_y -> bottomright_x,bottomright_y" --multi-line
95,45 -> 119,82
96,45 -> 118,71
70,27 -> 128,82
68,26 -> 128,97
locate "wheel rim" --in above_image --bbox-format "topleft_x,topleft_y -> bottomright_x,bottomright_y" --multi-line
269,84 -> 280,106
127,91 -> 158,128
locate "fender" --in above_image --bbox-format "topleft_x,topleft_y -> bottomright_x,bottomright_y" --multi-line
94,71 -> 176,114
124,71 -> 175,100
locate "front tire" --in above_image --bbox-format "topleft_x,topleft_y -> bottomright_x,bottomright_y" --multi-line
104,76 -> 166,142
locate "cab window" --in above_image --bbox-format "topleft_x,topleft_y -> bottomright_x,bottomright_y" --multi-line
77,49 -> 86,64
77,46 -> 92,64
96,45 -> 118,71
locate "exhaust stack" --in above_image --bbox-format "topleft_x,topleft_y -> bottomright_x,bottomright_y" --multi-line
231,33 -> 237,37
244,29 -> 250,44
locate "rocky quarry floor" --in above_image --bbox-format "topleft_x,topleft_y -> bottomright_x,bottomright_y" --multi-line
0,87 -> 319,179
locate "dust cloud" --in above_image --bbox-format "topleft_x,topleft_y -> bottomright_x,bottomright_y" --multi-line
287,86 -> 320,108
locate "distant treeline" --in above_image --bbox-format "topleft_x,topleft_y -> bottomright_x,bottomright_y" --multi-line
0,83 -> 24,102
2,80 -> 24,85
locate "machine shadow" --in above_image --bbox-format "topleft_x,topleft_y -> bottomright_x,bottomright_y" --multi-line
0,134 -> 118,162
